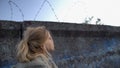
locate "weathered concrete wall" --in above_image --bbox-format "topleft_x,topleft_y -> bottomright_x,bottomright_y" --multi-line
0,20 -> 120,68
0,21 -> 21,68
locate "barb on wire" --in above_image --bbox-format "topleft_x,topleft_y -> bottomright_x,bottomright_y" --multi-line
8,0 -> 24,21
46,0 -> 60,22
34,0 -> 47,20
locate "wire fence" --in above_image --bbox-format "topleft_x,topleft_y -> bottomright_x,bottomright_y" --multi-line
6,0 -> 87,22
2,0 -> 102,24
7,0 -> 61,22
1,0 -> 103,25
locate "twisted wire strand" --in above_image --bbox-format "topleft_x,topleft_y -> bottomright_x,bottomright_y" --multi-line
8,0 -> 24,21
46,0 -> 60,22
8,0 -> 13,20
34,0 -> 47,20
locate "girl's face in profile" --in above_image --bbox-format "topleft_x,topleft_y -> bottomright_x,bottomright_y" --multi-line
44,32 -> 55,51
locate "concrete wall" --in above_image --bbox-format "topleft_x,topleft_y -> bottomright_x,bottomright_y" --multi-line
0,20 -> 120,68
0,21 -> 21,67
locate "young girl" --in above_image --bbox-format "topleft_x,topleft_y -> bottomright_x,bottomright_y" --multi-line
13,26 -> 58,68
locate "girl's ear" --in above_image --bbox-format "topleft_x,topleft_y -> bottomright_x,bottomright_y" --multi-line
41,44 -> 46,51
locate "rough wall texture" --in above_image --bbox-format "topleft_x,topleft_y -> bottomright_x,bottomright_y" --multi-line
0,21 -> 21,67
0,20 -> 120,68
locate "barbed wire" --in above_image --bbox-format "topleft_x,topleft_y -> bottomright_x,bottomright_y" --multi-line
46,0 -> 60,22
7,0 -> 88,23
34,0 -> 47,20
8,0 -> 13,20
34,0 -> 60,22
8,0 -> 24,21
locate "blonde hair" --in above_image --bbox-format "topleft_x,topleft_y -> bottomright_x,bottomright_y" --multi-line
17,26 -> 50,62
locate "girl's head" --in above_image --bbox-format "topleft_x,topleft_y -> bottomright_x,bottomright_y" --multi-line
17,26 -> 54,62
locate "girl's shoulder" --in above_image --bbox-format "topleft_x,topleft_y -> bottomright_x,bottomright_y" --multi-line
12,55 -> 49,68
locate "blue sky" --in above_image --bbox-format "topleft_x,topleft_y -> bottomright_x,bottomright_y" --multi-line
0,0 -> 120,26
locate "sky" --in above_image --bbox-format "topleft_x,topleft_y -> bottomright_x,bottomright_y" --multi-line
0,0 -> 120,26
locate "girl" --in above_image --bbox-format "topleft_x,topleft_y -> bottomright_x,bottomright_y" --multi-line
13,26 -> 58,68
